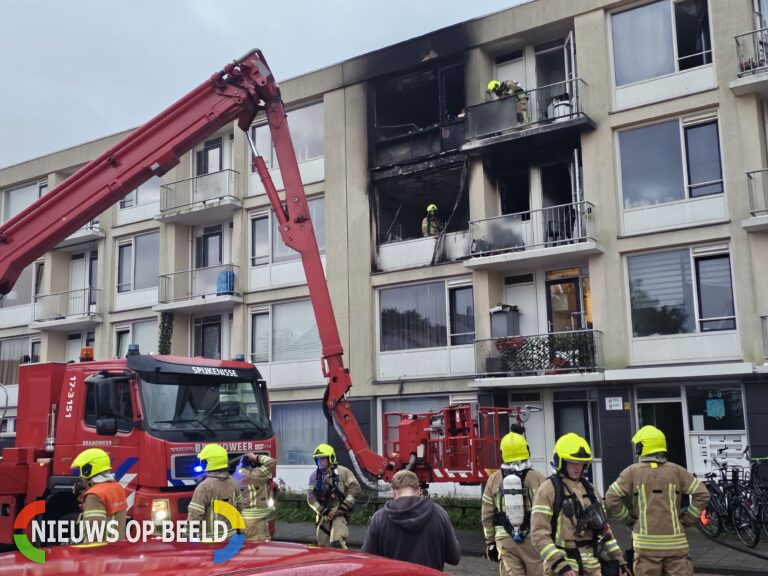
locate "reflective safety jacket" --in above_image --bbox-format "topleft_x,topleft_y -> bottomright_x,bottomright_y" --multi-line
531,475 -> 625,575
481,466 -> 545,542
605,458 -> 710,556
236,455 -> 276,522
81,480 -> 128,542
307,465 -> 361,519
187,470 -> 243,539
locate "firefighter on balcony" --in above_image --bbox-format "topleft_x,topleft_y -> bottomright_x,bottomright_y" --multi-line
422,204 -> 444,237
236,451 -> 277,542
188,443 -> 243,540
482,432 -> 545,576
307,443 -> 361,548
605,425 -> 709,576
72,448 -> 128,542
487,79 -> 529,124
531,433 -> 629,576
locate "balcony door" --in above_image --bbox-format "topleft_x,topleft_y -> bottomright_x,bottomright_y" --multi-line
545,268 -> 592,333
68,253 -> 87,316
194,225 -> 223,297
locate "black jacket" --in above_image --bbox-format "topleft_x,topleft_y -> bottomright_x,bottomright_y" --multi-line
361,495 -> 461,571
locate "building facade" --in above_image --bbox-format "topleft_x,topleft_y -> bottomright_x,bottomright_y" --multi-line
1,0 -> 767,492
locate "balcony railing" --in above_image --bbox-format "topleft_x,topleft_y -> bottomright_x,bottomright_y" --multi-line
747,169 -> 768,216
159,264 -> 239,303
762,316 -> 768,359
475,330 -> 603,377
33,288 -> 100,322
469,202 -> 595,256
736,27 -> 768,77
466,78 -> 588,141
160,170 -> 239,212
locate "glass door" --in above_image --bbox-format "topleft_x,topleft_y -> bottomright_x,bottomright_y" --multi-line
546,277 -> 582,332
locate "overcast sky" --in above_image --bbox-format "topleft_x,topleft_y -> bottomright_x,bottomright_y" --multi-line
0,0 -> 528,169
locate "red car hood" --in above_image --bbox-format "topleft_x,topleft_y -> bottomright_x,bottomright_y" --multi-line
0,539 -> 442,575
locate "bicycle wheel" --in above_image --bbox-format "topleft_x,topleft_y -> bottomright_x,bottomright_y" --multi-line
698,500 -> 722,538
761,504 -> 768,539
732,503 -> 760,548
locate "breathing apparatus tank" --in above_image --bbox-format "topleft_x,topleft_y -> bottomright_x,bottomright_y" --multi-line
501,463 -> 527,542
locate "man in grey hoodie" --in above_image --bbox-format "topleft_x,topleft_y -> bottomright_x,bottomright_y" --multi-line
362,470 -> 461,571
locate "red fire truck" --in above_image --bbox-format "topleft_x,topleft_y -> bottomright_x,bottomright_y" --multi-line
0,48 -> 511,547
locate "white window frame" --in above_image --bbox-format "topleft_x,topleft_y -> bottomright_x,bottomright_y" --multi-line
2,179 -> 47,222
617,112 -> 724,211
119,176 -> 162,209
248,299 -> 320,364
249,196 -> 325,267
609,0 -> 715,89
625,244 -> 738,341
376,277 -> 474,354
250,101 -> 324,171
1,416 -> 16,437
114,318 -> 157,357
192,314 -> 223,360
115,230 -> 159,294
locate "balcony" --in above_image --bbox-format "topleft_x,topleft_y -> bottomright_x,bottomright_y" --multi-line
157,170 -> 240,225
473,330 -> 604,386
743,169 -> 768,231
56,220 -> 104,249
465,202 -> 601,272
731,28 -> 768,97
30,288 -> 101,331
155,264 -> 242,313
463,79 -> 591,153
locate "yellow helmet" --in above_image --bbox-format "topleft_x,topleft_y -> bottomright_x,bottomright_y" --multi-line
198,443 -> 229,472
427,203 -> 438,213
313,443 -> 336,466
72,448 -> 112,478
487,80 -> 501,93
632,425 -> 667,457
552,433 -> 592,470
500,432 -> 530,463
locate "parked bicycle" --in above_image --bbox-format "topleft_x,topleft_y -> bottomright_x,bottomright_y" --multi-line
697,446 -> 760,548
745,450 -> 768,539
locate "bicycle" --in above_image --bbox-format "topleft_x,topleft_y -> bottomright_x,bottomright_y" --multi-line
745,450 -> 768,539
698,447 -> 760,548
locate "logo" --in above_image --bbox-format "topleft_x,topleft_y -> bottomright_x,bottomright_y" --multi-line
212,500 -> 245,564
14,500 -> 45,563
13,499 -> 245,565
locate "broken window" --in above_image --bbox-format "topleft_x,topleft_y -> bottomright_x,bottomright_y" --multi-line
374,164 -> 468,245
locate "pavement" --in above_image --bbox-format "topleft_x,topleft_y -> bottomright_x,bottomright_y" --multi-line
275,521 -> 768,575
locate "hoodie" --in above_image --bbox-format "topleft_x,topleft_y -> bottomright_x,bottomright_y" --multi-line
361,496 -> 460,571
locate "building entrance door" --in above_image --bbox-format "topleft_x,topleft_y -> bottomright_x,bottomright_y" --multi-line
637,401 -> 686,467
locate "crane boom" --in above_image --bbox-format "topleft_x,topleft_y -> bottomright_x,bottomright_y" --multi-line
0,49 -> 395,486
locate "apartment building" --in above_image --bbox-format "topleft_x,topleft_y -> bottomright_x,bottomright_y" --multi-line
1,0 -> 767,492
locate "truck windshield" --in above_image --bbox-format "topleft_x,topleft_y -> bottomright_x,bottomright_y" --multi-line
139,378 -> 272,439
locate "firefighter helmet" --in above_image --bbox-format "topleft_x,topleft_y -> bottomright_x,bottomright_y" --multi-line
427,203 -> 438,213
313,443 -> 336,466
632,425 -> 667,457
198,443 -> 229,471
487,80 -> 502,93
552,433 -> 592,470
500,432 -> 530,463
72,448 -> 112,479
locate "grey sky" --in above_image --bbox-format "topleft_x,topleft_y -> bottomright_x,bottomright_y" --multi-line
0,0 -> 527,169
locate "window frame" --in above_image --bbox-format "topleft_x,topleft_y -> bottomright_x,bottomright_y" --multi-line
119,176 -> 162,209
250,101 -> 325,172
617,113 -> 724,211
248,299 -> 321,364
196,137 -> 224,176
84,377 -> 135,433
609,0 -> 714,88
249,196 -> 325,267
377,278 -> 474,354
193,314 -> 223,360
116,231 -> 160,294
114,319 -> 158,358
2,179 -> 47,223
626,245 -> 737,339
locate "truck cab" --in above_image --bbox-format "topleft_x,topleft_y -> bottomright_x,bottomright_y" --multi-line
0,349 -> 274,545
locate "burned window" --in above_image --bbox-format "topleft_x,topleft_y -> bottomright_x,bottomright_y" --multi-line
373,61 -> 465,142
374,165 -> 469,245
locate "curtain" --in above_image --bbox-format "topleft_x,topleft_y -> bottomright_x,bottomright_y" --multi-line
0,338 -> 29,385
271,402 -> 326,465
380,282 -> 447,351
272,300 -> 321,362
133,319 -> 158,355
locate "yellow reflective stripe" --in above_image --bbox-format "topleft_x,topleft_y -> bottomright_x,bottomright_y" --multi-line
687,503 -> 701,517
577,550 -> 601,568
632,533 -> 688,550
483,526 -> 495,538
603,538 -> 621,554
540,543 -> 560,563
613,506 -> 630,520
242,508 -> 273,520
669,483 -> 681,535
638,485 -> 648,535
531,505 -> 552,516
554,513 -> 565,547
82,510 -> 106,518
187,502 -> 206,513
609,482 -> 626,497
685,478 -> 701,495
482,494 -> 495,505
494,527 -> 508,538
259,465 -> 271,477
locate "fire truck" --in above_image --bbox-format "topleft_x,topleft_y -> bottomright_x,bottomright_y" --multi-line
0,49 -> 516,546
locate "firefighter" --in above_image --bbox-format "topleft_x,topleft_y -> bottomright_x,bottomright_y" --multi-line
482,432 -> 545,576
531,433 -> 630,576
421,204 -> 444,237
187,443 -> 243,540
71,448 -> 128,542
236,451 -> 277,542
487,79 -> 529,123
605,425 -> 709,576
307,443 -> 361,549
